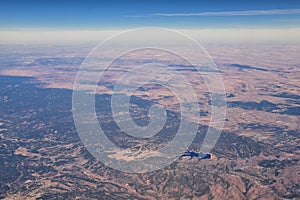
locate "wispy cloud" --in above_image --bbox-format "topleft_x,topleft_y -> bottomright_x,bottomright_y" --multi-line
153,9 -> 300,17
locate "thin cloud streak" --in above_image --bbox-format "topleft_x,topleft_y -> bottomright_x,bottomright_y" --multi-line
154,9 -> 300,17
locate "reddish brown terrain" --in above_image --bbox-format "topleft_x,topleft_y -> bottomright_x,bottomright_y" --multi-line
0,43 -> 299,199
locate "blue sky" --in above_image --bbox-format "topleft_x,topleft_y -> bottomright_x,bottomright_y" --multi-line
1,0 -> 300,30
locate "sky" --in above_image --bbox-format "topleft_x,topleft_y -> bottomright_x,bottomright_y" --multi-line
1,0 -> 300,29
0,0 -> 300,43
